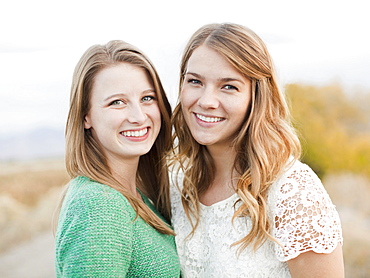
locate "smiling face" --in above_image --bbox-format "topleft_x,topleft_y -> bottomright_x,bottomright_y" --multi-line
84,62 -> 161,165
180,45 -> 252,150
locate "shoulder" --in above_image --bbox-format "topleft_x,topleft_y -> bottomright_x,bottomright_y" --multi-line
56,176 -> 137,250
169,166 -> 184,198
269,160 -> 325,200
268,160 -> 343,261
169,166 -> 186,223
61,176 -> 136,222
55,177 -> 137,276
269,159 -> 336,216
169,164 -> 184,187
67,176 -> 131,204
280,159 -> 318,182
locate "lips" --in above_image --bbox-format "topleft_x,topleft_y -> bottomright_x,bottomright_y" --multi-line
121,127 -> 148,137
195,113 -> 224,123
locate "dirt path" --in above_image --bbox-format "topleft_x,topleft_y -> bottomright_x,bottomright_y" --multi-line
0,231 -> 55,278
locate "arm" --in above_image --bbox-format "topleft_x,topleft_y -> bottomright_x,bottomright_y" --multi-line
287,245 -> 344,278
271,163 -> 344,277
56,182 -> 134,277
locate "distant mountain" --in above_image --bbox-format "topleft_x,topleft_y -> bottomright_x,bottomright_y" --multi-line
0,127 -> 65,162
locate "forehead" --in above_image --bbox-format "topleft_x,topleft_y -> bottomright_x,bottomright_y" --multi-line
186,45 -> 247,83
94,63 -> 152,87
187,45 -> 241,77
94,63 -> 148,82
89,63 -> 154,101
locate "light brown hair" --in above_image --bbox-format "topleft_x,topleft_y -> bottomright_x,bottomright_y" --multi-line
64,40 -> 173,234
171,23 -> 301,250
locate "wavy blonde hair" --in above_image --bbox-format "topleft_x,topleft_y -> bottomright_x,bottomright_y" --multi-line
171,23 -> 301,250
62,40 -> 173,234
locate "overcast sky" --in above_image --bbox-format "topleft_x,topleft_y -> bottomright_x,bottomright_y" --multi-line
1,0 -> 369,136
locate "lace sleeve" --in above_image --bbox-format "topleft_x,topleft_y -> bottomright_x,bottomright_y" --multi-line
271,162 -> 343,261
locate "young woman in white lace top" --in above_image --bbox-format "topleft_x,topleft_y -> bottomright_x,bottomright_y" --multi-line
170,23 -> 344,277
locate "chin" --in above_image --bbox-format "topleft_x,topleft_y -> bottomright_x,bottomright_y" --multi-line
193,139 -> 214,146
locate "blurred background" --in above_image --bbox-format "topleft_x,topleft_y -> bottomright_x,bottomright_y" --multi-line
0,0 -> 369,277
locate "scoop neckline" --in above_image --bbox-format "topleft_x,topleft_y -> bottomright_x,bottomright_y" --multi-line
199,192 -> 238,209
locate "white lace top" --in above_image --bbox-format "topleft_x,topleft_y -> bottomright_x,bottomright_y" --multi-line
170,160 -> 343,277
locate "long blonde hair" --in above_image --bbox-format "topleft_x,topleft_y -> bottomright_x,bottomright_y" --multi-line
171,23 -> 301,249
63,40 -> 173,234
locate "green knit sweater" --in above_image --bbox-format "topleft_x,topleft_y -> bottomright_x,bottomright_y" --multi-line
55,176 -> 180,277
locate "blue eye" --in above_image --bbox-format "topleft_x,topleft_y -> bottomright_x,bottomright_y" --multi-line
110,99 -> 124,105
142,95 -> 156,102
223,85 -> 238,91
188,79 -> 202,85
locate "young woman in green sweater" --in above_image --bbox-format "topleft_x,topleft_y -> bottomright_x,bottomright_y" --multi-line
55,40 -> 180,277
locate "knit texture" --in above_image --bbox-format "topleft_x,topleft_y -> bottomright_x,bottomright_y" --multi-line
55,176 -> 180,277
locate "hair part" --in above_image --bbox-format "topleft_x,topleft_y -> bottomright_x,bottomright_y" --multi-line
171,23 -> 301,251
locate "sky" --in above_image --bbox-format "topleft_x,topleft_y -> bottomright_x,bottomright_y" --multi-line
1,0 -> 369,136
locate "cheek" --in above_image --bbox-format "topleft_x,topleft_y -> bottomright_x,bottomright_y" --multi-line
227,98 -> 251,121
94,110 -> 124,131
150,105 -> 162,127
180,88 -> 197,110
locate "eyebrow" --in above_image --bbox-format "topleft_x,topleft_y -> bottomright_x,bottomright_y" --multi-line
219,77 -> 245,84
103,89 -> 156,101
185,72 -> 246,85
104,93 -> 127,102
185,72 -> 204,79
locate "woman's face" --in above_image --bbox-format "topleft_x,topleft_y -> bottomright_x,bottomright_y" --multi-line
180,45 -> 252,150
84,62 -> 161,165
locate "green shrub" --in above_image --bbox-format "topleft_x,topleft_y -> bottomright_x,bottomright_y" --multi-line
285,83 -> 370,177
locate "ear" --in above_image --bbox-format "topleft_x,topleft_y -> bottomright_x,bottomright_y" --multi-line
84,114 -> 92,129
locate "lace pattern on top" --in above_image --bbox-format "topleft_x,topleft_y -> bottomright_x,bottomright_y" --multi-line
271,163 -> 343,261
171,160 -> 343,277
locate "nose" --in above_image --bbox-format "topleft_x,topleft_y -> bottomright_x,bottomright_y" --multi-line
127,103 -> 147,124
197,85 -> 219,109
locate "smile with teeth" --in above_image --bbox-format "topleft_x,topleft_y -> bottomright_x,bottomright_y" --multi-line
121,128 -> 148,137
195,113 -> 224,123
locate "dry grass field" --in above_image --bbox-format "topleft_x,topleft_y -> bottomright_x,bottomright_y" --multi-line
0,159 -> 369,277
324,173 -> 370,277
0,159 -> 69,253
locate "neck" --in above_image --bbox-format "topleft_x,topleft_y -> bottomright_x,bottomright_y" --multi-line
208,143 -> 235,167
207,144 -> 237,187
199,145 -> 238,206
108,156 -> 140,195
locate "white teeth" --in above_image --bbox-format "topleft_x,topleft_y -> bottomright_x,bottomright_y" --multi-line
196,114 -> 223,123
122,128 -> 148,137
